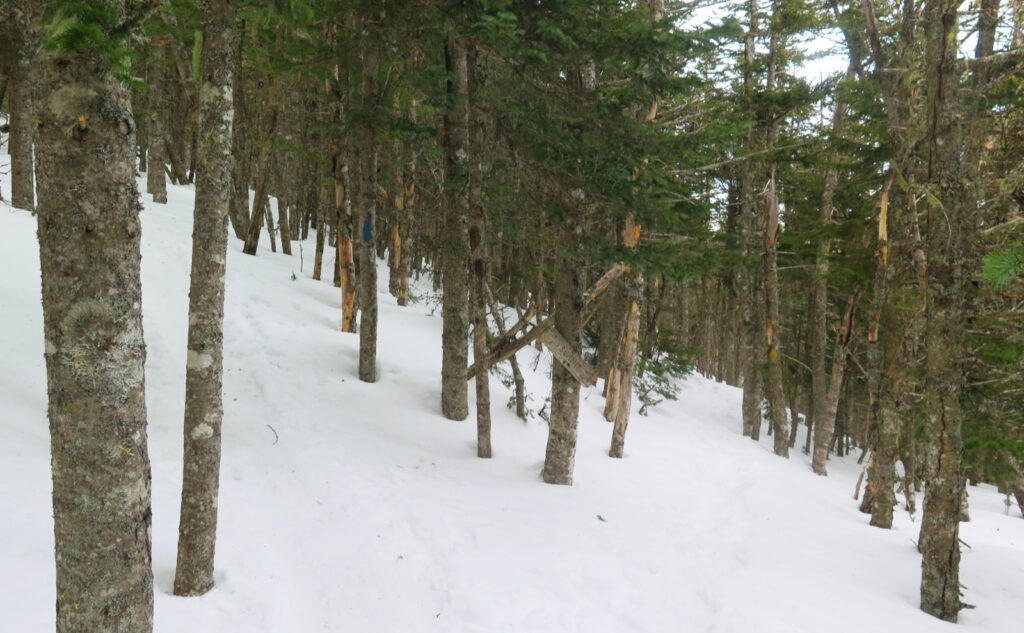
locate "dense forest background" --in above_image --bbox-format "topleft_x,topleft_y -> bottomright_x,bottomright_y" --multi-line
1,0 -> 1023,631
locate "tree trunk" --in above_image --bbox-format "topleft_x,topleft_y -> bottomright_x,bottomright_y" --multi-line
811,295 -> 856,475
35,8 -> 153,628
609,273 -> 642,458
440,34 -> 471,420
467,47 -> 491,457
541,59 -> 595,485
279,201 -> 292,255
174,0 -> 235,597
542,259 -> 584,484
356,36 -> 379,383
338,161 -> 357,331
264,200 -> 277,253
8,13 -> 36,211
486,284 -> 527,420
146,40 -> 169,204
919,0 -> 968,621
241,78 -> 281,256
763,170 -> 789,456
312,194 -> 326,280
226,19 -> 249,239
739,0 -> 762,440
810,56 -> 856,463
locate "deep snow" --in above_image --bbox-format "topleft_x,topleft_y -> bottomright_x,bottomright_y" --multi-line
2,157 -> 1022,632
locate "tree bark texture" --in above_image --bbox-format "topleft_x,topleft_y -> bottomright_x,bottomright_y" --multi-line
226,19 -> 249,239
34,6 -> 154,629
919,0 -> 968,621
173,0 -> 236,597
810,57 -> 856,463
146,39 -> 169,204
9,14 -> 36,211
811,295 -> 856,475
542,260 -> 584,484
763,171 -> 789,457
338,161 -> 357,331
356,36 -> 379,383
440,34 -> 471,420
468,48 -> 491,457
739,0 -> 762,440
609,276 -> 642,458
241,77 -> 281,256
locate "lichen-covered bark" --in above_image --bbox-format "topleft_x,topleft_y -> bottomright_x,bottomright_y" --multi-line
173,0 -> 236,597
542,260 -> 584,484
440,34 -> 470,420
34,3 -> 153,628
919,0 -> 968,621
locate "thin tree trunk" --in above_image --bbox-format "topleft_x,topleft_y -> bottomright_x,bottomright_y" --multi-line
313,193 -> 326,280
486,284 -> 527,420
279,201 -> 292,255
812,295 -> 856,475
356,35 -> 379,383
763,170 -> 789,456
810,55 -> 856,461
739,0 -> 762,440
146,42 -> 170,204
227,19 -> 249,239
440,33 -> 471,420
264,200 -> 277,253
241,78 -> 281,256
174,0 -> 235,597
9,16 -> 36,211
35,5 -> 153,626
339,161 -> 357,331
609,273 -> 642,458
467,46 -> 491,457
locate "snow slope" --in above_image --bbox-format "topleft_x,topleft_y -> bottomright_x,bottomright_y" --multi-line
2,162 -> 1023,632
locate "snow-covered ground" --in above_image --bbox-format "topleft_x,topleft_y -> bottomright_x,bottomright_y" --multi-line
2,158 -> 1022,632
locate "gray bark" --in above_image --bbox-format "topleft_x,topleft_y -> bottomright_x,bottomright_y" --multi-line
440,34 -> 470,420
173,0 -> 236,597
739,0 -> 762,440
356,31 -> 379,383
919,0 -> 968,621
34,2 -> 153,628
227,19 -> 249,239
542,260 -> 583,484
146,39 -> 169,204
8,0 -> 37,211
541,59 -> 594,484
468,47 -> 491,457
241,77 -> 281,256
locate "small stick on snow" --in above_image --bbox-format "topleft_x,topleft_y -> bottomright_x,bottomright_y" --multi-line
267,424 -> 279,445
